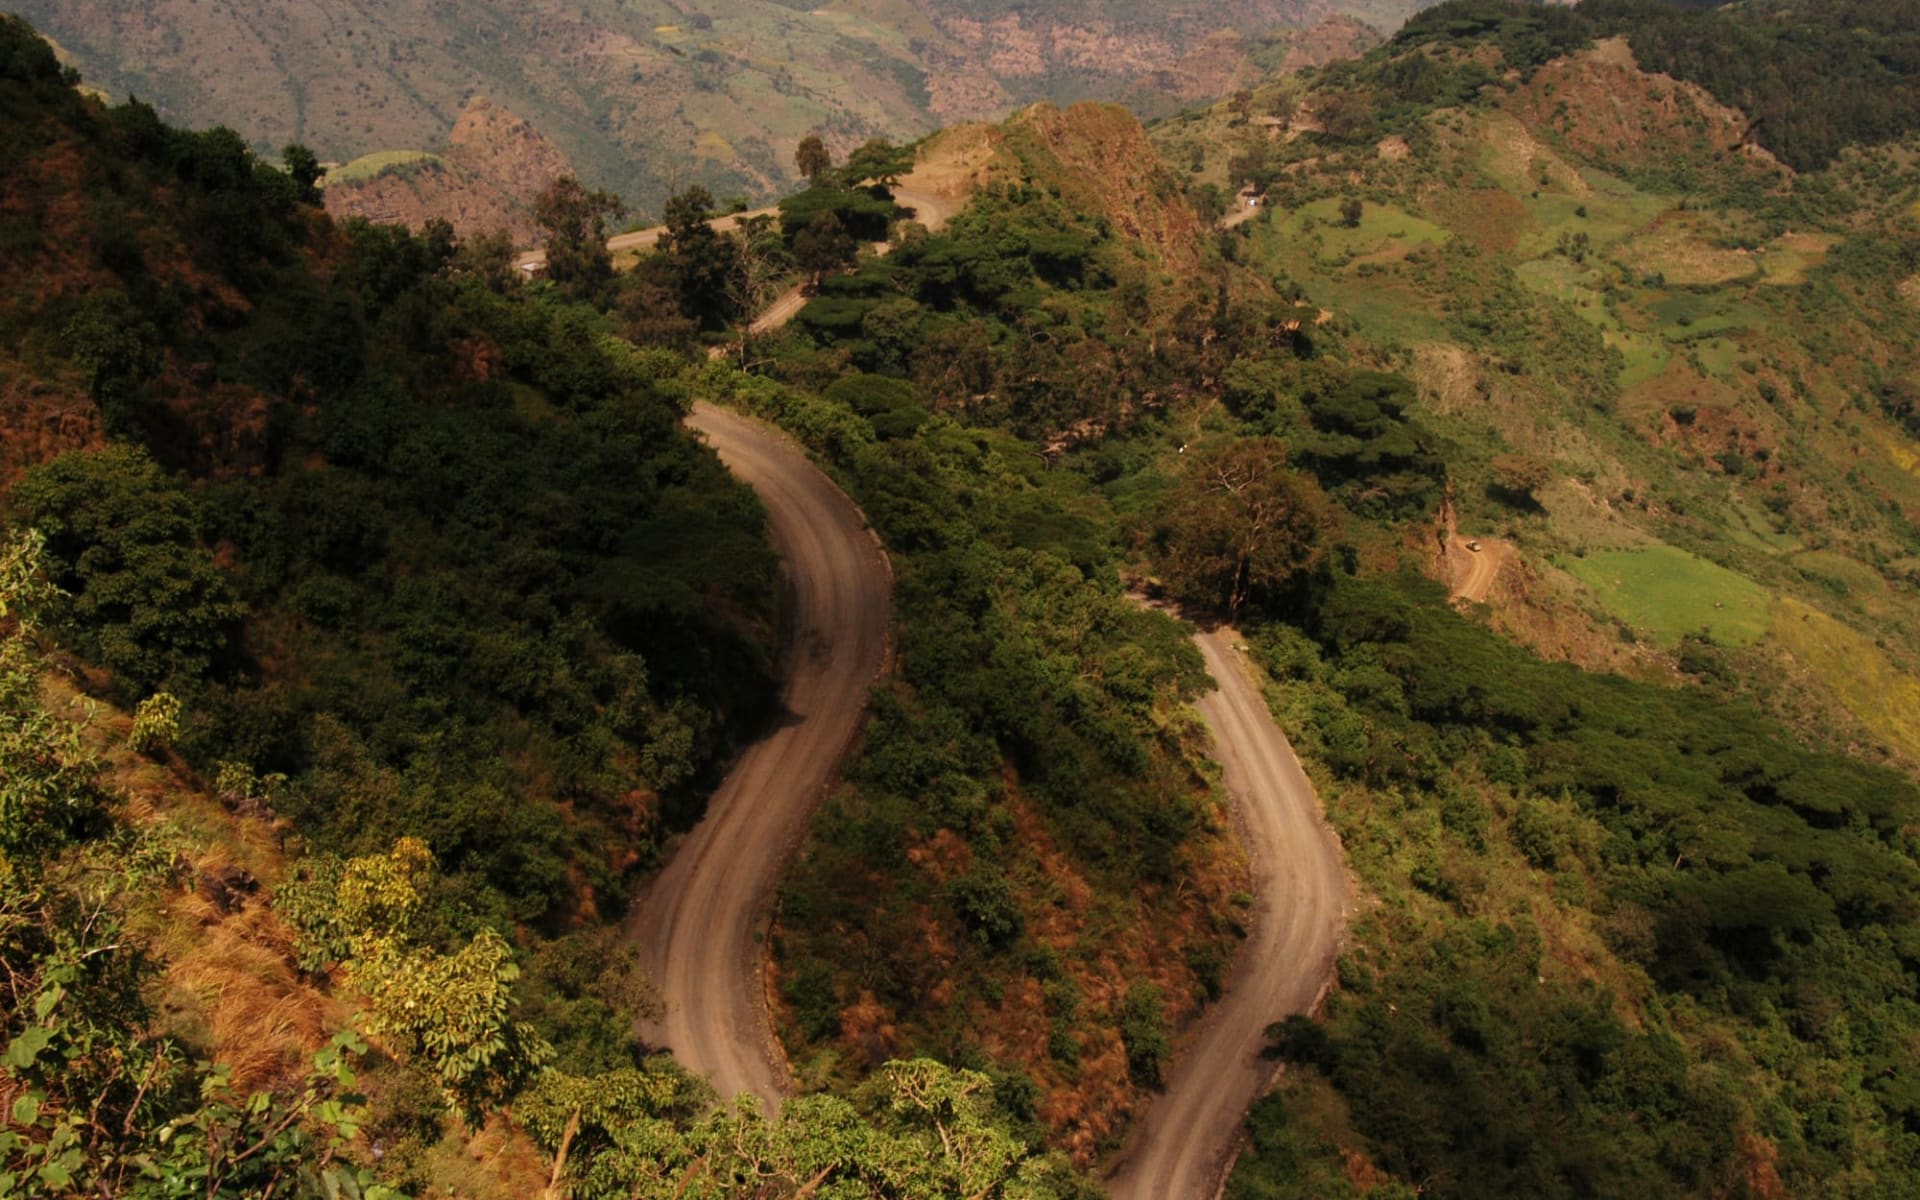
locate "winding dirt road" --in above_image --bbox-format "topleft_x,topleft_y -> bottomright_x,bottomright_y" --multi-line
628,169 -> 1346,1190
1106,623 -> 1350,1200
628,402 -> 892,1109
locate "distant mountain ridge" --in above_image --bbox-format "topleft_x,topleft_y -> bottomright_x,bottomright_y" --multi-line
14,0 -> 1427,216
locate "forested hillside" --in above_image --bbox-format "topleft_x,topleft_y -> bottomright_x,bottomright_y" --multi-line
0,15 -> 937,1194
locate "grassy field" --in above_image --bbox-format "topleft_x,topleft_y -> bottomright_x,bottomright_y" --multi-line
1562,543 -> 1773,646
1758,232 -> 1838,284
1278,198 -> 1450,263
322,149 -> 441,187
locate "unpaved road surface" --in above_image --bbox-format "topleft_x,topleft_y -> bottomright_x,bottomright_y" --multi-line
1221,200 -> 1264,230
628,402 -> 891,1109
1106,623 -> 1349,1200
748,286 -> 810,335
1449,534 -> 1510,603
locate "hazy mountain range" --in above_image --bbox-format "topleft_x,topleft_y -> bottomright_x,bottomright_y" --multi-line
16,0 -> 1426,219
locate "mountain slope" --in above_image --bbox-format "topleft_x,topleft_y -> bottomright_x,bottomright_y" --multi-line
1127,4 -> 1920,1194
14,0 -> 1432,213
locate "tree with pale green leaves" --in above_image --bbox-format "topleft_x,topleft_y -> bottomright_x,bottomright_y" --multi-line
519,1056 -> 1095,1200
278,839 -> 554,1126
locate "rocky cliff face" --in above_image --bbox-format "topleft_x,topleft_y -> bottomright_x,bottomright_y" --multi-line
322,96 -> 573,242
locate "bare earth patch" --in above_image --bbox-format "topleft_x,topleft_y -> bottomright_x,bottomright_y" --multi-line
1412,342 -> 1486,417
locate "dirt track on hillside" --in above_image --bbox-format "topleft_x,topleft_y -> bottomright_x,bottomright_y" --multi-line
627,402 -> 892,1108
1106,622 -> 1350,1200
1449,535 -> 1511,603
512,179 -> 962,274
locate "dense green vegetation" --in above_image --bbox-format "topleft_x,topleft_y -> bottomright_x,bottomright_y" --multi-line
728,148 -> 1486,1151
0,530 -> 404,1199
1,526 -> 1085,1196
1146,2 -> 1920,1195
708,352 -> 1232,1147
2,11 -> 782,937
1,16 -> 1108,1195
1229,571 -> 1920,1196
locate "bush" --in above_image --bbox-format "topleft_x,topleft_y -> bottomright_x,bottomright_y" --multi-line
11,446 -> 245,696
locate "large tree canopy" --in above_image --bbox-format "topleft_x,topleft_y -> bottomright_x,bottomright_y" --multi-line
1150,438 -> 1334,617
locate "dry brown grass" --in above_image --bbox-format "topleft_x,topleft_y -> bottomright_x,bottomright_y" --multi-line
1614,217 -> 1757,288
414,1113 -> 552,1200
161,887 -> 343,1092
34,672 -> 341,1094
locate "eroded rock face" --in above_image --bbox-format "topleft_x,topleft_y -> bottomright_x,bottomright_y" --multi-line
322,96 -> 573,242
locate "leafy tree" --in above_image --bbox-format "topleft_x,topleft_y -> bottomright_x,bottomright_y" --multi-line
356,930 -> 552,1126
1118,983 -> 1171,1087
61,290 -> 160,423
839,137 -> 913,189
535,175 -> 627,294
660,185 -> 741,328
279,839 -> 552,1124
1339,197 -> 1365,228
282,142 -> 324,205
795,133 -> 832,182
618,260 -> 700,347
129,690 -> 180,753
11,446 -> 245,695
794,211 -> 857,286
780,181 -> 899,244
0,531 -> 109,868
1298,371 -> 1445,517
0,538 -> 397,1196
1150,438 -> 1335,617
519,1057 -> 1091,1200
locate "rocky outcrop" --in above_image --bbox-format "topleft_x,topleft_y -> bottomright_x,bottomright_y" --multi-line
323,96 -> 573,241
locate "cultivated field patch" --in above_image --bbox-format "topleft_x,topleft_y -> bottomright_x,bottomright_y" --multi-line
1562,543 -> 1772,646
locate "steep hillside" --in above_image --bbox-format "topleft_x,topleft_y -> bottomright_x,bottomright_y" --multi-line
15,2 -> 1920,1196
13,0 -> 1429,215
1128,4 -> 1920,1195
0,16 -> 1134,1197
